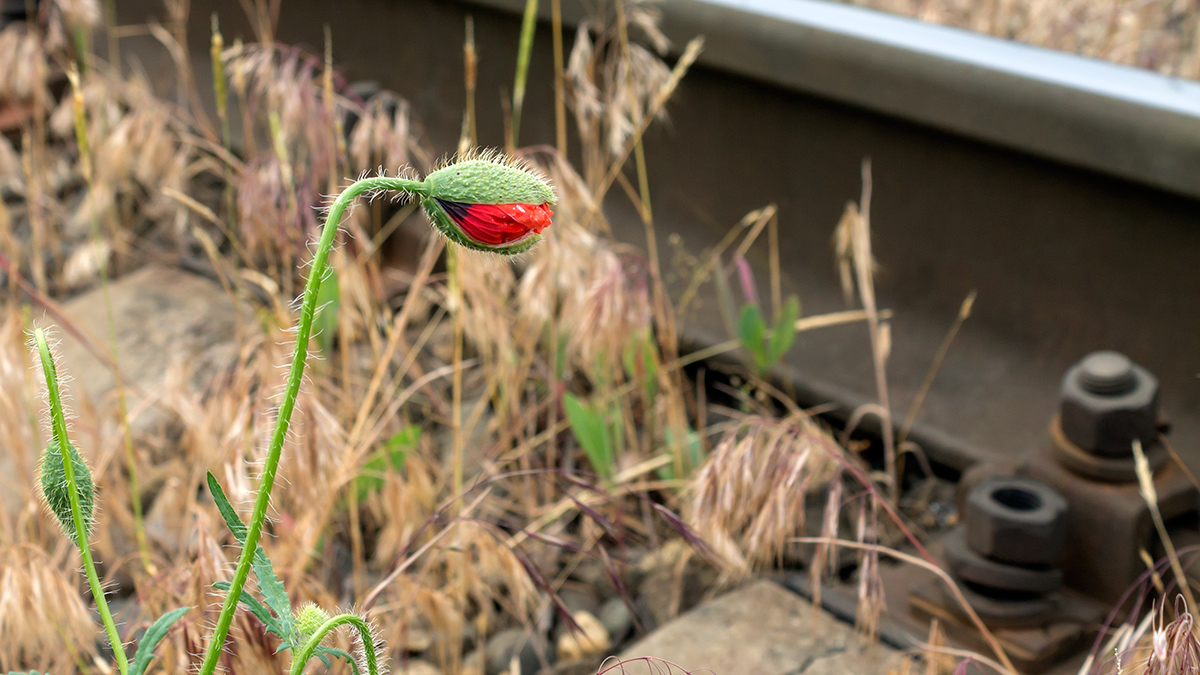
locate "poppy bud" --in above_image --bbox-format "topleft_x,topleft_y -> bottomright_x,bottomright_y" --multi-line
39,438 -> 95,547
422,153 -> 556,255
295,603 -> 332,646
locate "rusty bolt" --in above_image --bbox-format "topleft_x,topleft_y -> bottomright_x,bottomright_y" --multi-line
1060,351 -> 1159,458
964,476 -> 1068,567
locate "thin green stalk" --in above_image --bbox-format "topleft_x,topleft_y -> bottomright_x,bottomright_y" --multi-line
464,16 -> 477,148
73,27 -> 90,77
212,15 -> 238,248
197,176 -> 426,675
33,328 -> 129,675
288,614 -> 379,675
551,0 -> 567,156
510,0 -> 539,147
68,64 -> 152,572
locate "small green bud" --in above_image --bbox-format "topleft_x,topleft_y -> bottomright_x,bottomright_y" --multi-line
295,603 -> 331,645
38,438 -> 95,547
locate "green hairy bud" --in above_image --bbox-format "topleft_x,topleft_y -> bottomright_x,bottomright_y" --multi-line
424,156 -> 556,206
420,151 -> 556,255
39,438 -> 95,547
295,603 -> 331,645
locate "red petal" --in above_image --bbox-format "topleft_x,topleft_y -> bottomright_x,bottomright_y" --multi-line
442,201 -> 554,245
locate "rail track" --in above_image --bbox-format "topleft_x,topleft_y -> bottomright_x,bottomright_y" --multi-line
123,0 -> 1200,670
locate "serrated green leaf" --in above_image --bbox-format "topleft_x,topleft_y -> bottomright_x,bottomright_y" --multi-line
767,295 -> 801,369
250,550 -> 293,635
213,581 -> 283,637
130,607 -> 190,675
314,647 -> 361,675
314,267 -> 340,356
206,473 -> 294,639
564,393 -> 613,478
739,304 -> 767,371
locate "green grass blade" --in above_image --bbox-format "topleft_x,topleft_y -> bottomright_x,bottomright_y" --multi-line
563,393 -> 613,477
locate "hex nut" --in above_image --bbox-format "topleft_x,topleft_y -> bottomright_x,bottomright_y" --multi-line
1060,351 -> 1159,458
944,528 -> 1063,595
964,476 -> 1068,567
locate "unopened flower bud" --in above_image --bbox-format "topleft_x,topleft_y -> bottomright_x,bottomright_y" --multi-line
295,603 -> 332,645
39,439 -> 95,547
422,152 -> 556,255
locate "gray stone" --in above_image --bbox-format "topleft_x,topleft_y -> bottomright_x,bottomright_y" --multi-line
597,598 -> 634,643
55,264 -> 247,423
0,265 -> 246,519
618,580 -> 895,675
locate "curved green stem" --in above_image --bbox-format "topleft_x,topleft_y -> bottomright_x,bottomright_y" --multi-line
288,614 -> 379,675
34,328 -> 129,675
198,176 -> 426,675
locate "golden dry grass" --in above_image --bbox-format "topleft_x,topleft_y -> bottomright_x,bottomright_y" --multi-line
0,2 -> 1190,675
852,0 -> 1200,79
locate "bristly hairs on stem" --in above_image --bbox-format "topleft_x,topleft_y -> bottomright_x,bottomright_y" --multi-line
30,326 -> 130,675
196,174 -> 425,675
287,611 -> 386,675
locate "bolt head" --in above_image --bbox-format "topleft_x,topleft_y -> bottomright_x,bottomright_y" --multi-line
1059,351 -> 1159,457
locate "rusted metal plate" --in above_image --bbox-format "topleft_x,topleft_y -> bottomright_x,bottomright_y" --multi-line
1022,427 -> 1196,604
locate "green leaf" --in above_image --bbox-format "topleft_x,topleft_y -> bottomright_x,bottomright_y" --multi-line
130,607 -> 190,675
355,426 -> 420,502
738,304 -> 767,371
250,550 -> 292,635
206,472 -> 246,541
213,581 -> 282,637
314,267 -> 340,356
767,295 -> 801,369
206,473 -> 294,638
314,647 -> 361,675
563,393 -> 613,478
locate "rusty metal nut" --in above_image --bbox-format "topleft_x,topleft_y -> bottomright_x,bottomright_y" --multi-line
1060,351 -> 1159,458
944,528 -> 1063,595
965,476 -> 1068,566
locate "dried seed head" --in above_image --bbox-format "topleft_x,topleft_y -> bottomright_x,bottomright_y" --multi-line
38,438 -> 95,547
295,603 -> 332,645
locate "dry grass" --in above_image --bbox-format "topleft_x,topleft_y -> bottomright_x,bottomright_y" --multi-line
852,0 -> 1200,79
1,2 -> 1171,675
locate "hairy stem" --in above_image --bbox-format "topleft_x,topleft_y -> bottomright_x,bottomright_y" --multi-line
288,613 -> 379,675
197,176 -> 427,675
34,329 -> 129,675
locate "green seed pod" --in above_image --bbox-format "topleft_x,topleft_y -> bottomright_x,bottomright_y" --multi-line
295,603 -> 331,645
420,152 -> 556,255
38,438 -> 95,547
